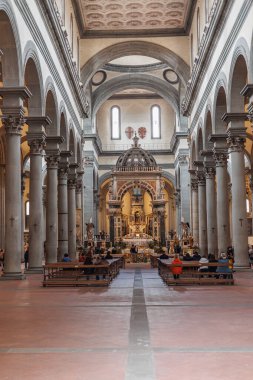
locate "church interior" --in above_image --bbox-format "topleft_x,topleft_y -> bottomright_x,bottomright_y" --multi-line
1,0 -> 253,379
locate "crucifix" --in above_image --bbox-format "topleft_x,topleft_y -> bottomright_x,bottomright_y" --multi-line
239,218 -> 243,227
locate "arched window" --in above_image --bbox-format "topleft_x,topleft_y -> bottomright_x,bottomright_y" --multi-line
151,105 -> 161,139
70,14 -> 74,55
205,0 -> 209,22
25,201 -> 30,230
246,198 -> 250,213
61,0 -> 65,25
111,106 -> 120,139
197,7 -> 200,47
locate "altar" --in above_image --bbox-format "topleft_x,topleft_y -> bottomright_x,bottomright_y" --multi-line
122,233 -> 153,247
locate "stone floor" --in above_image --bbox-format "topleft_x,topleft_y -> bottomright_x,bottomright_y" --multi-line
1,264 -> 253,379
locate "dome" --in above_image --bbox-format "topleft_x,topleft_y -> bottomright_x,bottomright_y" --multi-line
116,134 -> 157,168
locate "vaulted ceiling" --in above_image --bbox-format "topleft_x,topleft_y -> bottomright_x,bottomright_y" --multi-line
73,0 -> 196,38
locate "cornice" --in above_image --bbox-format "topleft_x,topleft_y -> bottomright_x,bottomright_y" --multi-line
170,131 -> 188,153
182,0 -> 252,131
14,0 -> 88,134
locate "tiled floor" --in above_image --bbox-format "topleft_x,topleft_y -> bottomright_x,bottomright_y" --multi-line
1,264 -> 253,379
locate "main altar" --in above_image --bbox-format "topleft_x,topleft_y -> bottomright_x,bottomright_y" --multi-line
107,134 -> 169,247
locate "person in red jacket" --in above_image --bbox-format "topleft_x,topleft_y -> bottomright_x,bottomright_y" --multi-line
171,254 -> 183,279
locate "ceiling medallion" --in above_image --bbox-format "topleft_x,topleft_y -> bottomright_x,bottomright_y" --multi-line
125,126 -> 134,139
91,70 -> 107,86
163,69 -> 179,84
138,127 -> 147,139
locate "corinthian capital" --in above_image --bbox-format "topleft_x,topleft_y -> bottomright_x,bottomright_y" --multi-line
2,110 -> 26,135
213,148 -> 228,168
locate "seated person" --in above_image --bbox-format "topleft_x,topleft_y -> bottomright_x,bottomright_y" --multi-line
79,253 -> 85,263
208,253 -> 218,272
159,250 -> 169,260
111,246 -> 117,255
171,254 -> 183,279
192,251 -> 201,261
62,253 -> 71,262
105,250 -> 113,260
183,252 -> 193,261
216,253 -> 232,278
198,256 -> 209,272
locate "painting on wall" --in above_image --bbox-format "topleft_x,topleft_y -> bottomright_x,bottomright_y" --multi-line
138,127 -> 147,139
125,126 -> 134,139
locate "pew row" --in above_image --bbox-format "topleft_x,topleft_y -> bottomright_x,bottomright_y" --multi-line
42,258 -> 122,287
158,260 -> 234,286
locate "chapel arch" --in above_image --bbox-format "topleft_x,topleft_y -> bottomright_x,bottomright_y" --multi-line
81,41 -> 190,90
45,89 -> 58,136
69,127 -> 76,163
214,86 -> 227,133
24,57 -> 43,117
204,109 -> 213,151
0,9 -> 21,86
229,54 -> 248,112
196,127 -> 204,160
60,111 -> 68,150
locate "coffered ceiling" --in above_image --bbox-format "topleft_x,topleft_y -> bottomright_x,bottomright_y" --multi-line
73,0 -> 196,38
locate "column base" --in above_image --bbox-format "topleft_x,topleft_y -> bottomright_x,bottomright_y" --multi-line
0,272 -> 26,280
25,267 -> 43,274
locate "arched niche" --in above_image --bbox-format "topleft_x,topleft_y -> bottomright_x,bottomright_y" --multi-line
0,9 -> 21,86
229,55 -> 248,113
69,127 -> 76,163
45,89 -> 58,136
204,110 -> 213,151
196,127 -> 204,161
60,111 -> 68,150
24,57 -> 43,117
214,86 -> 227,133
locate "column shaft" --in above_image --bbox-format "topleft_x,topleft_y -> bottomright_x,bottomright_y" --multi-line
229,139 -> 248,266
68,179 -> 76,260
198,176 -> 207,256
191,182 -> 199,245
45,156 -> 59,263
58,169 -> 68,261
214,153 -> 230,254
28,141 -> 45,271
3,115 -> 24,277
205,168 -> 218,255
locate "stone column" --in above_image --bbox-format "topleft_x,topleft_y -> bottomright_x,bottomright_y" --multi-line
45,136 -> 63,263
0,87 -> 31,279
76,170 -> 84,245
68,163 -> 78,260
191,179 -> 199,245
21,173 -> 26,263
211,147 -> 230,254
26,116 -> 49,272
197,172 -> 208,256
58,151 -> 72,261
225,114 -> 248,266
178,154 -> 191,225
204,165 -> 218,255
174,190 -> 181,237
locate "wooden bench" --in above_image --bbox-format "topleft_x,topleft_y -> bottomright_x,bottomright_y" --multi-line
158,260 -> 234,286
42,258 -> 122,287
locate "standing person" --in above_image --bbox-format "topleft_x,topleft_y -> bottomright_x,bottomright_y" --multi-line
24,248 -> 29,270
171,254 -> 183,280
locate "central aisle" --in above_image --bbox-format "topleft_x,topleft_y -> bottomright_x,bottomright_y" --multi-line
1,265 -> 253,379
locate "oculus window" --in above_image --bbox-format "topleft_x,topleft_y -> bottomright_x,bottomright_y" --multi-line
111,106 -> 121,139
151,105 -> 161,139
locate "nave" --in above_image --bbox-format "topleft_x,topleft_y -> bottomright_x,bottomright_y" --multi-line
1,265 -> 253,380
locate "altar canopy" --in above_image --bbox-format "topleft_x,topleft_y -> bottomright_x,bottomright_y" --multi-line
101,135 -> 175,245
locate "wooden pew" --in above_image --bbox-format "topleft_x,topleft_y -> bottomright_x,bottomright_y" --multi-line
158,260 -> 234,286
42,258 -> 122,287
